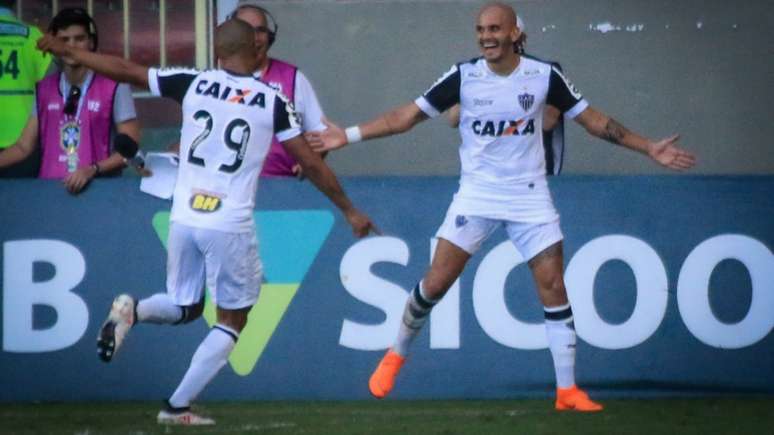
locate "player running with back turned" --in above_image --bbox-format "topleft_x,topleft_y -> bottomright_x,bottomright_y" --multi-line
38,19 -> 376,425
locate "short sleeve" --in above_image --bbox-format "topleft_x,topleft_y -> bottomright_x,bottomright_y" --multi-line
273,93 -> 302,142
147,67 -> 199,104
546,66 -> 588,119
293,70 -> 326,132
112,83 -> 137,123
414,64 -> 461,118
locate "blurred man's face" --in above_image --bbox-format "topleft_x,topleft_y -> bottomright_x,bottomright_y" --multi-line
56,24 -> 91,66
476,7 -> 519,63
235,7 -> 271,67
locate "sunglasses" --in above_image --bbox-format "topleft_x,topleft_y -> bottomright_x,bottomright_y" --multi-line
63,85 -> 81,116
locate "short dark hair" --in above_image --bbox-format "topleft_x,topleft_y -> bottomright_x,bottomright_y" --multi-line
48,8 -> 98,50
215,18 -> 255,60
0,0 -> 16,10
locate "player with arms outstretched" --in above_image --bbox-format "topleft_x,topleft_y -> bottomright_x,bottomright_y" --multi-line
309,2 -> 695,411
38,19 -> 376,425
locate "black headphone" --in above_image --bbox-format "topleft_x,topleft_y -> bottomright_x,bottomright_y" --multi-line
49,7 -> 99,52
230,3 -> 278,47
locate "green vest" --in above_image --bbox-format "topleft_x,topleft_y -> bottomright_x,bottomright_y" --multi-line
0,14 -> 51,148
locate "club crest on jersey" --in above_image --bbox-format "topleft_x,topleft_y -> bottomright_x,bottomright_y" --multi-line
195,80 -> 266,107
189,193 -> 222,213
518,93 -> 534,112
471,118 -> 535,137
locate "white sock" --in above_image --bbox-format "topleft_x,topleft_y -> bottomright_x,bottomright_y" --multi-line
394,282 -> 438,357
168,324 -> 237,408
136,293 -> 184,324
544,303 -> 576,389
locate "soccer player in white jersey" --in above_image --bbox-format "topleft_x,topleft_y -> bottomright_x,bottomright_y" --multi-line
38,19 -> 376,425
447,15 -> 567,174
309,2 -> 695,411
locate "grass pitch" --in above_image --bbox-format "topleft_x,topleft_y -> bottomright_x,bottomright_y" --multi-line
2,398 -> 772,435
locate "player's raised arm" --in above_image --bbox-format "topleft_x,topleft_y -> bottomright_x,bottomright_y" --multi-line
309,102 -> 428,152
574,106 -> 696,171
545,64 -> 696,171
283,134 -> 378,237
37,34 -> 149,89
273,94 -> 378,237
309,64 -> 461,153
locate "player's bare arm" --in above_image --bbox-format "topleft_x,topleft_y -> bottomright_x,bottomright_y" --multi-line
543,105 -> 561,131
574,106 -> 696,171
445,104 -> 461,128
37,34 -> 149,89
281,135 -> 378,237
308,102 -> 429,152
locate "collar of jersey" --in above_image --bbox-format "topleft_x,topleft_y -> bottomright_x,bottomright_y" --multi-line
223,67 -> 257,78
481,57 -> 522,78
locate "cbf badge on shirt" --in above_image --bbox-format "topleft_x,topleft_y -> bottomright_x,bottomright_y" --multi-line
60,119 -> 81,173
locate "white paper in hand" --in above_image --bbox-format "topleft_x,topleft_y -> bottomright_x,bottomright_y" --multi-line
140,152 -> 179,199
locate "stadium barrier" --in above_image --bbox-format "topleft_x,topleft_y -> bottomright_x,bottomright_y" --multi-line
1,176 -> 772,401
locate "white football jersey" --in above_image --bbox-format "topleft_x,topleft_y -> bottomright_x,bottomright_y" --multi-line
415,56 -> 588,222
148,68 -> 301,232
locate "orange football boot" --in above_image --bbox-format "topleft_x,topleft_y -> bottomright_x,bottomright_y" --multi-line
555,385 -> 604,412
368,349 -> 405,399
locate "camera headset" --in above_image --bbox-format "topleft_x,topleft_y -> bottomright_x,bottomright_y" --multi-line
48,7 -> 99,52
229,1 -> 278,47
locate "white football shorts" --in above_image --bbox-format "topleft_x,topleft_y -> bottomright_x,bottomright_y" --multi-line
166,222 -> 263,310
435,210 -> 563,261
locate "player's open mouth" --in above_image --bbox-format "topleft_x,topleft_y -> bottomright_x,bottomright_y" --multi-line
481,41 -> 498,50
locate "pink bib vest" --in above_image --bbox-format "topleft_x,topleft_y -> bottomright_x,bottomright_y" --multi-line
259,59 -> 298,177
36,73 -> 118,179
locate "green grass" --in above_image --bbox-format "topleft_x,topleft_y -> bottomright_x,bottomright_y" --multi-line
1,398 -> 773,435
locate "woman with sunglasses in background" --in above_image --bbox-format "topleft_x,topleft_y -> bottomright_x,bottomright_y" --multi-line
0,8 -> 139,194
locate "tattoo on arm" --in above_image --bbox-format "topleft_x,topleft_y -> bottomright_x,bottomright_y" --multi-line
603,118 -> 628,145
